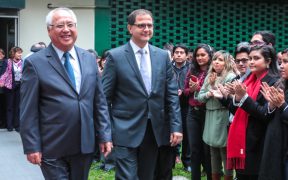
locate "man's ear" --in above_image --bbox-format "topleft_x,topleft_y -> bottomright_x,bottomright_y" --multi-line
127,24 -> 132,35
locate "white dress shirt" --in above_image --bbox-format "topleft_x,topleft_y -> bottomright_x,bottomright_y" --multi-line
129,39 -> 152,81
52,44 -> 81,93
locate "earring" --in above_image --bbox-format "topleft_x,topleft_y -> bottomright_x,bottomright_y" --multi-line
266,64 -> 269,69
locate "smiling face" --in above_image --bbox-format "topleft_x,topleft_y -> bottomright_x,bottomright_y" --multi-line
127,14 -> 153,48
235,52 -> 249,75
196,48 -> 210,68
248,50 -> 270,77
48,9 -> 77,52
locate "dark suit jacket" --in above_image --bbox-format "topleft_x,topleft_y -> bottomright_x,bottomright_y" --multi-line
20,44 -> 111,158
102,42 -> 182,147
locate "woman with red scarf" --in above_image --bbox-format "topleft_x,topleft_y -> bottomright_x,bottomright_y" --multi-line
226,45 -> 279,180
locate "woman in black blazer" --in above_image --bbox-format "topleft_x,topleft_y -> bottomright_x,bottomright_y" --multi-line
225,45 -> 279,180
259,51 -> 288,180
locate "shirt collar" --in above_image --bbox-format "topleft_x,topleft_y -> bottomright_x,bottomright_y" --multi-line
173,61 -> 187,69
129,39 -> 149,54
52,44 -> 77,61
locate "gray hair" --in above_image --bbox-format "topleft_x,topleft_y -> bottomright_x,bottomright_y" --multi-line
46,7 -> 77,28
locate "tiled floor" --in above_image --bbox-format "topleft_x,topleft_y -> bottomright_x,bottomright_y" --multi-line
0,129 -> 44,180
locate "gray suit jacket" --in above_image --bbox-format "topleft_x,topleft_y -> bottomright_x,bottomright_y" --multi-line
20,44 -> 111,158
102,42 -> 182,147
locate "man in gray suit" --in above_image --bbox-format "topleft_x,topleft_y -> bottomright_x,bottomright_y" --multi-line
20,7 -> 112,180
102,9 -> 182,180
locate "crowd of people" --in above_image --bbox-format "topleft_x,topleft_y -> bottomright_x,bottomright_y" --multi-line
0,6 -> 288,180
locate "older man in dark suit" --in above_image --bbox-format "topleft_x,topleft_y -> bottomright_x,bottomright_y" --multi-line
20,7 -> 112,180
102,9 -> 182,180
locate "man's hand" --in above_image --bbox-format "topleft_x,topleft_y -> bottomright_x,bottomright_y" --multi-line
27,152 -> 42,165
178,89 -> 183,96
170,132 -> 183,147
100,142 -> 113,157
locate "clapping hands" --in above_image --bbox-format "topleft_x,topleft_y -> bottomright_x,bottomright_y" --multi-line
260,82 -> 285,109
209,80 -> 247,101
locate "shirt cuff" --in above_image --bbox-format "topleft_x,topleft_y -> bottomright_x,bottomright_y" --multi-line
267,103 -> 276,114
233,93 -> 248,107
279,102 -> 288,112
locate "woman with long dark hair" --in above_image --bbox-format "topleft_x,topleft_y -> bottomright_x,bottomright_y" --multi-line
258,51 -> 288,180
184,43 -> 214,180
226,45 -> 279,180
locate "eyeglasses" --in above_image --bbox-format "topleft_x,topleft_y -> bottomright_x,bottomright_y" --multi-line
174,51 -> 185,55
235,58 -> 249,64
249,40 -> 266,46
133,23 -> 153,29
49,22 -> 76,30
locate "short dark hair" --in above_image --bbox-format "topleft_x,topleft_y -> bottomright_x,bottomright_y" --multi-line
235,42 -> 250,57
282,48 -> 288,54
163,42 -> 174,53
127,9 -> 153,25
172,43 -> 189,55
253,30 -> 276,46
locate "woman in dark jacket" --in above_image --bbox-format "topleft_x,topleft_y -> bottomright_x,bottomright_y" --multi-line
258,51 -> 288,180
184,43 -> 214,180
225,45 -> 279,180
0,46 -> 23,132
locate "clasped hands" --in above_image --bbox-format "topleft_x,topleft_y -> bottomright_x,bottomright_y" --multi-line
208,80 -> 247,101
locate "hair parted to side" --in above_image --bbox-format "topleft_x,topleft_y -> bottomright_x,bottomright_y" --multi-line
9,46 -> 23,59
190,43 -> 214,76
206,50 -> 235,86
253,30 -> 276,46
235,42 -> 250,57
46,7 -> 77,28
249,45 -> 279,77
172,43 -> 189,55
127,9 -> 153,25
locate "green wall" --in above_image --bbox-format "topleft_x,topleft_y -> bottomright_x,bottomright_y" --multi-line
95,0 -> 288,53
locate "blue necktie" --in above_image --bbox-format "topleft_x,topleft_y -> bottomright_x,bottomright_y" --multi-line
138,49 -> 151,93
63,52 -> 76,89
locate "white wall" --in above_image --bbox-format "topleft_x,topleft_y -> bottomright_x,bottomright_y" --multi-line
19,0 -> 95,56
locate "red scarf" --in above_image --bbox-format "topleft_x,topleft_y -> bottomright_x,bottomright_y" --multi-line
227,70 -> 268,170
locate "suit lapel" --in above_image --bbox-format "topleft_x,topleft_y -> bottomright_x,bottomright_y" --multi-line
149,45 -> 157,94
75,47 -> 86,93
125,43 -> 148,94
46,45 -> 77,93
